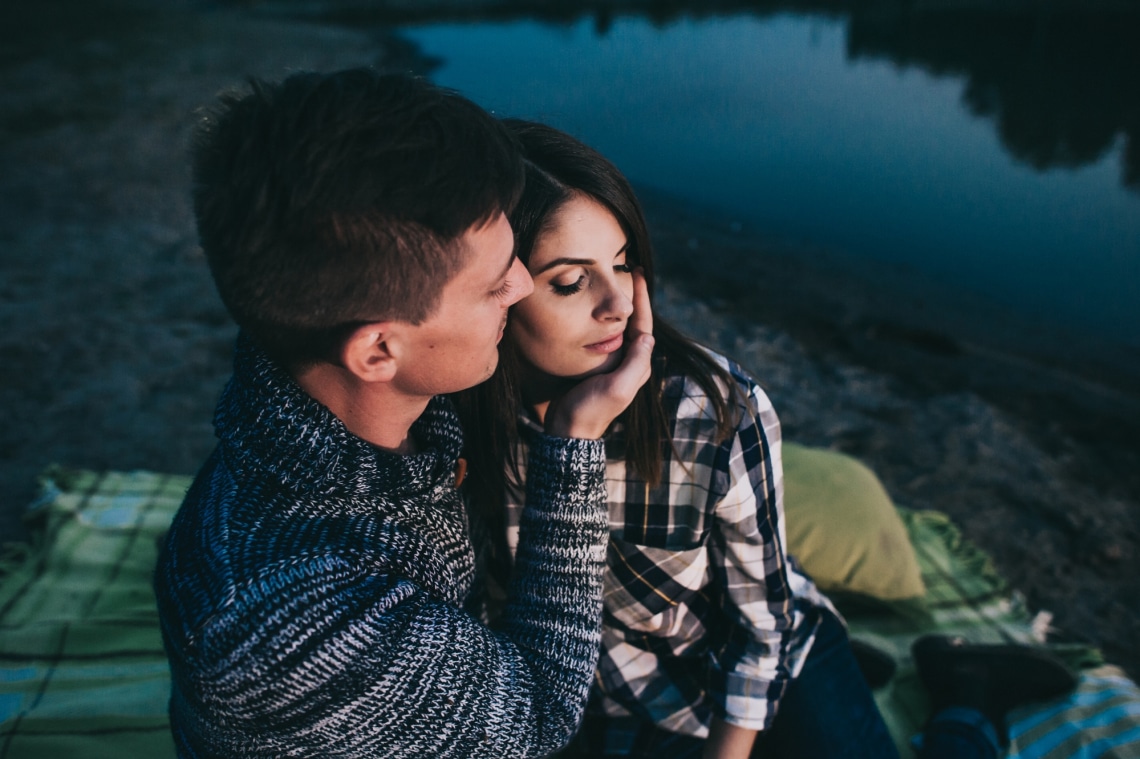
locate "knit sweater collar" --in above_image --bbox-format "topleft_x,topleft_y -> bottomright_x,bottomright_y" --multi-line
214,335 -> 464,505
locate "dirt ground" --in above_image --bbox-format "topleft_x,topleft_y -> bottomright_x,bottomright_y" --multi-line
1,0 -> 1136,678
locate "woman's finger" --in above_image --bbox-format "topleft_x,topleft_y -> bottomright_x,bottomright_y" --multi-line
607,333 -> 655,399
626,268 -> 653,339
543,332 -> 654,440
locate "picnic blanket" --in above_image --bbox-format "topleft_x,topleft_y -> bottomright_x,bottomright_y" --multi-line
0,469 -> 178,758
2,467 -> 1138,758
836,509 -> 1138,758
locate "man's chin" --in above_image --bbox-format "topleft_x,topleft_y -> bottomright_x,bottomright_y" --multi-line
482,353 -> 501,382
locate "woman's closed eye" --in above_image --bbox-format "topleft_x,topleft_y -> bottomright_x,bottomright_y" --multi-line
552,274 -> 586,296
551,262 -> 632,296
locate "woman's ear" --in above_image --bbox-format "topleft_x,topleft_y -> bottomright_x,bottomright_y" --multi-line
341,323 -> 399,383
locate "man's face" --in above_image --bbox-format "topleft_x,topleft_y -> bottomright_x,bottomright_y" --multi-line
391,212 -> 533,397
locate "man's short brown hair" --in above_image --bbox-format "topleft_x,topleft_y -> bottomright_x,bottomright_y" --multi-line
192,69 -> 524,365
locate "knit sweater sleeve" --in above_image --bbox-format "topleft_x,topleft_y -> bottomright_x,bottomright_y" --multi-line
161,435 -> 608,759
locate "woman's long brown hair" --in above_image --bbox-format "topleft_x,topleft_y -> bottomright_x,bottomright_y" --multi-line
452,120 -> 739,553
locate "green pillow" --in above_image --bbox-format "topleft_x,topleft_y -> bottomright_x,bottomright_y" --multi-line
782,443 -> 925,601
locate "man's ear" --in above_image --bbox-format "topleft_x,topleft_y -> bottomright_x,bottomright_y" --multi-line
341,323 -> 399,383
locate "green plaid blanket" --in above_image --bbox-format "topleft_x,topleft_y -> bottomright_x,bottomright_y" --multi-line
838,510 -> 1138,758
0,469 -> 179,758
1,468 -> 1136,758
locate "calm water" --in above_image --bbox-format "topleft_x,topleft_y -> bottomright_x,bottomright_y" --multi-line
401,12 -> 1140,352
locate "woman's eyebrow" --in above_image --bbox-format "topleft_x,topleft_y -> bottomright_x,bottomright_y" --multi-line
534,244 -> 629,275
534,256 -> 594,274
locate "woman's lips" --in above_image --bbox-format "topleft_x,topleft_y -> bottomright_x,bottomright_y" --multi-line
585,333 -> 624,354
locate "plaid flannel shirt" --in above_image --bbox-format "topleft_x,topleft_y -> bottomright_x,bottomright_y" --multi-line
505,349 -> 837,738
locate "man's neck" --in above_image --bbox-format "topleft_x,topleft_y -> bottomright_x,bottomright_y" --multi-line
293,362 -> 427,455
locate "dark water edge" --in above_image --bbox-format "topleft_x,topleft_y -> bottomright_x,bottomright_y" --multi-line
1,0 -> 1137,676
641,184 -> 1140,413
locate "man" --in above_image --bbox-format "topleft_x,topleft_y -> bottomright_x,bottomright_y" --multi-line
154,69 -> 653,757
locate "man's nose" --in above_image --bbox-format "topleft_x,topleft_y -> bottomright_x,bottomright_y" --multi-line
507,257 -> 534,305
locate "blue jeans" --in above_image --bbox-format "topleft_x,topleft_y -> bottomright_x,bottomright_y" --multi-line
562,609 -> 899,758
561,609 -> 1002,758
754,614 -> 1001,759
753,608 -> 900,758
914,707 -> 1001,759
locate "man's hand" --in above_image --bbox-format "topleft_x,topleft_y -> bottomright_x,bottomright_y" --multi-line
543,269 -> 654,440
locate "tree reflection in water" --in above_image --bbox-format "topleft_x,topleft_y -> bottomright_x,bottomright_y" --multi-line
257,0 -> 1139,191
846,2 -> 1140,191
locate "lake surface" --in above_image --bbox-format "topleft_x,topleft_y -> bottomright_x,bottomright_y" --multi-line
401,10 -> 1140,353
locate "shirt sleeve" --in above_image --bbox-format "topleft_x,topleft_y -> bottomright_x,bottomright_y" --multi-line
163,436 -> 609,759
704,377 -> 796,731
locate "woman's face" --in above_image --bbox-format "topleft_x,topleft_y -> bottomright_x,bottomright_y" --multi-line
509,195 -> 635,382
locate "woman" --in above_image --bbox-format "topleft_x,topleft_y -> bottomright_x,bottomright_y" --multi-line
454,121 -> 898,759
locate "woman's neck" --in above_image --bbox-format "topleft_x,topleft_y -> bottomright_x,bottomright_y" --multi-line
529,399 -> 551,425
518,366 -> 578,427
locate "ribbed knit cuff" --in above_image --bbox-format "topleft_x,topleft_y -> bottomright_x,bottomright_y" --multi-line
522,435 -> 607,525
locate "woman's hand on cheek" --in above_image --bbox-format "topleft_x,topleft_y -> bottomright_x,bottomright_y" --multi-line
544,269 -> 654,440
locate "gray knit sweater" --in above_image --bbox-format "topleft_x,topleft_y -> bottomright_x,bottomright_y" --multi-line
154,338 -> 608,757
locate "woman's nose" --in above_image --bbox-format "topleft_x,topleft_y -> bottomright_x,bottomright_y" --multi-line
594,277 -> 634,321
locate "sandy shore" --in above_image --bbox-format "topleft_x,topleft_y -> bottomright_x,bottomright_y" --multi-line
1,1 -> 1136,677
